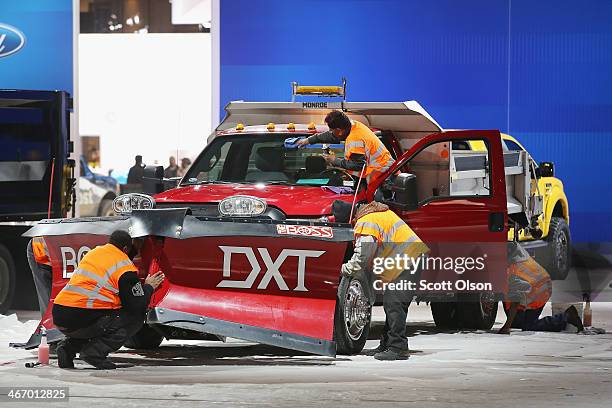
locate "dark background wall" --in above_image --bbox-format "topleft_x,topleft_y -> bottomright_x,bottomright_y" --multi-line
220,0 -> 612,243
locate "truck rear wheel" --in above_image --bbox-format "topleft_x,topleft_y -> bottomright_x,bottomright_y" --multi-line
540,217 -> 571,280
0,245 -> 16,315
430,302 -> 460,329
124,325 -> 164,349
458,293 -> 498,330
334,276 -> 371,355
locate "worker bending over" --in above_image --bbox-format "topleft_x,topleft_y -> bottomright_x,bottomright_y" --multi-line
53,230 -> 164,369
296,110 -> 395,182
338,200 -> 428,360
499,242 -> 583,334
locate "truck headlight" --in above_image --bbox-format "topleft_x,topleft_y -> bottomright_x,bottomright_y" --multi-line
112,193 -> 155,215
219,195 -> 267,217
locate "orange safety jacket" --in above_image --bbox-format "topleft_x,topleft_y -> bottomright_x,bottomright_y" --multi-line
506,256 -> 552,311
32,237 -> 51,266
344,121 -> 395,179
353,209 -> 428,283
54,243 -> 136,309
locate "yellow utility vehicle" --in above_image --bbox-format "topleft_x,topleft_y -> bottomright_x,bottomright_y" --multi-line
455,134 -> 571,279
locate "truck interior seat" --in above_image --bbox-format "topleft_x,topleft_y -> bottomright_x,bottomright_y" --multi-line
245,146 -> 289,182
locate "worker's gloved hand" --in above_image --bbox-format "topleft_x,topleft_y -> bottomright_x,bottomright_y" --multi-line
145,271 -> 165,290
295,138 -> 310,147
340,264 -> 354,278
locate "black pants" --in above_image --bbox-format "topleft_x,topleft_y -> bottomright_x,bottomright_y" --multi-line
381,270 -> 415,353
57,309 -> 144,363
506,306 -> 568,332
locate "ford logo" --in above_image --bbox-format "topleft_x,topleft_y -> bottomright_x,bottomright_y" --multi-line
0,23 -> 26,58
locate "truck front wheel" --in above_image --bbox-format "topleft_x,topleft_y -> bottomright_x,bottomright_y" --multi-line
0,245 -> 16,315
540,217 -> 571,280
430,302 -> 460,329
334,276 -> 371,355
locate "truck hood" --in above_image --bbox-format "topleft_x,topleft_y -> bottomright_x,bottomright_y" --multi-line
154,184 -> 353,216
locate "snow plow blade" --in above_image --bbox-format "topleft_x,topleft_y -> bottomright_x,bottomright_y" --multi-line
15,209 -> 353,356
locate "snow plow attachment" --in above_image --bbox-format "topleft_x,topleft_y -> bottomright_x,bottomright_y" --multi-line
14,209 -> 354,357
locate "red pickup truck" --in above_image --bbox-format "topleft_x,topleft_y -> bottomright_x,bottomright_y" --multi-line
19,100 -> 513,357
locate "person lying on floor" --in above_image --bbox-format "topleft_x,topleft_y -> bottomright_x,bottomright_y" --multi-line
498,241 -> 584,334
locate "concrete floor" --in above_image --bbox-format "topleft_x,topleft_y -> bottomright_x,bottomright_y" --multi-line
1,302 -> 610,408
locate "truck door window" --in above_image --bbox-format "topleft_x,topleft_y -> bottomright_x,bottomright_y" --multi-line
503,139 -> 523,151
406,141 -> 450,202
380,138 -> 492,206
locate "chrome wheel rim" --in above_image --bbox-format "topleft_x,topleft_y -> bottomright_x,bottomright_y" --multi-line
344,280 -> 371,341
480,292 -> 497,317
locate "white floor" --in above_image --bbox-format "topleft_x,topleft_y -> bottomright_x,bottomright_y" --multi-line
1,303 -> 610,407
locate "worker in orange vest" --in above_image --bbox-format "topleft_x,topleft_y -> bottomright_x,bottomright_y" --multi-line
338,201 -> 428,360
499,242 -> 583,334
27,237 -> 53,317
52,230 -> 164,369
296,110 -> 395,182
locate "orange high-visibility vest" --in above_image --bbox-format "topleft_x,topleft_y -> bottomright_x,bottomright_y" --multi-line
354,210 -> 428,283
507,256 -> 552,310
32,237 -> 51,266
344,121 -> 395,179
54,243 -> 136,309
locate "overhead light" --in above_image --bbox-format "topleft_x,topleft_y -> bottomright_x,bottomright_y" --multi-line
126,17 -> 133,26
134,15 -> 140,25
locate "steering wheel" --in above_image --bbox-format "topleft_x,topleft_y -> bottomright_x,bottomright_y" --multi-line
319,167 -> 356,183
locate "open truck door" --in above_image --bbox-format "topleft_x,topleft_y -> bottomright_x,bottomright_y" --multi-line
0,90 -> 74,314
16,211 -> 354,356
368,130 -> 508,329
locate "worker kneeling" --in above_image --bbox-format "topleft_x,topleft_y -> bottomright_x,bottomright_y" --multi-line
338,201 -> 428,361
498,242 -> 583,334
52,230 -> 164,369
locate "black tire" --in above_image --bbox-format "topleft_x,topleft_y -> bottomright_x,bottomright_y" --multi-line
123,325 -> 164,349
430,302 -> 460,329
539,217 -> 571,280
98,198 -> 115,217
458,294 -> 499,330
334,276 -> 371,355
0,245 -> 16,315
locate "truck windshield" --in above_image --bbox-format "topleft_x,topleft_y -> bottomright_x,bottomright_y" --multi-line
183,133 -> 347,186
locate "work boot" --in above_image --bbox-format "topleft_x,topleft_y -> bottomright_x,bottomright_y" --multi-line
363,344 -> 387,356
55,341 -> 75,369
564,305 -> 585,332
80,355 -> 117,370
374,349 -> 409,361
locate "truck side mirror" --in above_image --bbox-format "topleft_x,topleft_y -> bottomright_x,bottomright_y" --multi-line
537,161 -> 554,178
143,165 -> 164,194
389,173 -> 418,211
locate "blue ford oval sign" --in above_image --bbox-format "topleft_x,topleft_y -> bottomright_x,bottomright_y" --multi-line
0,23 -> 26,58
